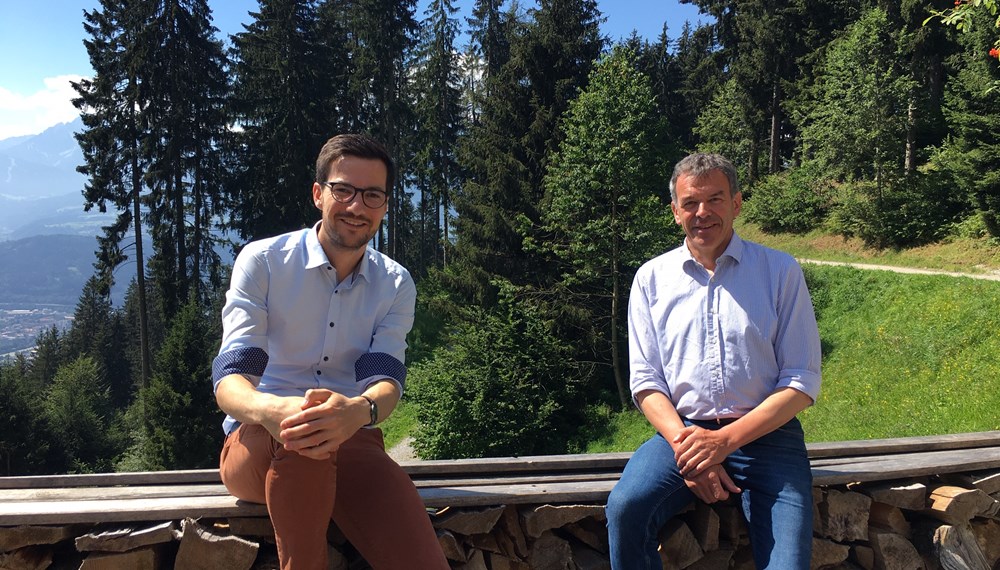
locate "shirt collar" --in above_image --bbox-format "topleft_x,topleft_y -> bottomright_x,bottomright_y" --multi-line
680,231 -> 745,271
304,222 -> 328,270
305,221 -> 372,284
721,231 -> 745,264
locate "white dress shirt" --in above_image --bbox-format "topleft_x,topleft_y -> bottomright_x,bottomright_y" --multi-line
628,232 -> 821,420
212,222 -> 416,434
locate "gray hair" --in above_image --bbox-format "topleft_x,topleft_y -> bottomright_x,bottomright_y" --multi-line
668,153 -> 739,202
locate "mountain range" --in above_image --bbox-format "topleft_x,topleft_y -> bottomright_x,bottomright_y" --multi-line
0,118 -> 114,241
0,120 -> 123,307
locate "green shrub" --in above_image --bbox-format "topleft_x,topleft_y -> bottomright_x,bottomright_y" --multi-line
743,164 -> 835,234
826,172 -> 966,249
409,280 -> 589,459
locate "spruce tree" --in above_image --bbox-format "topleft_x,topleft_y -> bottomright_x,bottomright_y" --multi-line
411,0 -> 464,275
141,0 -> 230,318
227,0 -> 330,242
73,0 -> 155,387
124,297 -> 223,470
63,276 -> 131,410
450,0 -> 603,301
536,47 -> 681,405
935,8 -> 1000,236
346,0 -> 418,259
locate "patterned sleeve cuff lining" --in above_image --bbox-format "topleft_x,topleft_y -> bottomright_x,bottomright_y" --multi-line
213,347 -> 269,385
355,352 -> 407,390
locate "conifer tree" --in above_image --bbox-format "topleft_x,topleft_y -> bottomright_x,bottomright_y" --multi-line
935,8 -> 1000,236
227,0 -> 331,242
673,21 -> 725,151
63,276 -> 131,409
142,0 -> 230,318
411,0 -> 464,274
536,47 -> 681,405
797,7 -> 912,192
123,297 -> 222,470
346,0 -> 418,259
44,357 -> 114,473
74,0 -> 155,387
450,0 -> 603,302
0,361 -> 56,475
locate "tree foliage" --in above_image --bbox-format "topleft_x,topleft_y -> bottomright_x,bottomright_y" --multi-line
534,47 -> 681,405
410,281 -> 587,458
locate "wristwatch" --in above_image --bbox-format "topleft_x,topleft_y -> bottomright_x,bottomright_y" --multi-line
361,395 -> 378,427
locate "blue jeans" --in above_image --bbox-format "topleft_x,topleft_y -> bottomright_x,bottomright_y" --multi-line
606,418 -> 813,569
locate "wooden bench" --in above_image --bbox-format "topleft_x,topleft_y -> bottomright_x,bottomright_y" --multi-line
2,431 -> 999,527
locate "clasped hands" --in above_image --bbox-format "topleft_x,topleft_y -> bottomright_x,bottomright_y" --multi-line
262,389 -> 366,460
672,425 -> 741,503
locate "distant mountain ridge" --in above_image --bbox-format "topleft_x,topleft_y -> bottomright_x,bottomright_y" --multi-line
0,234 -> 100,305
0,118 -> 114,240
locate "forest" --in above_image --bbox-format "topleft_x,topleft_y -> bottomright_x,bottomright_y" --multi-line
0,0 -> 997,475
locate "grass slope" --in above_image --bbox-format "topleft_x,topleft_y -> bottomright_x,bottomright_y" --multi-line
585,262 -> 1000,452
800,265 -> 1000,441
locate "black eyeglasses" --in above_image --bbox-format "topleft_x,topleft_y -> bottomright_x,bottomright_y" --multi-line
321,182 -> 388,208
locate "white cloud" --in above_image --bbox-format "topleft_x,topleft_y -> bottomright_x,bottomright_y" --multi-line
0,75 -> 87,140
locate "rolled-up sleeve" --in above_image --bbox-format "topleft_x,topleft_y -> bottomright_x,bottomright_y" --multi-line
773,262 -> 822,403
212,246 -> 270,391
628,268 -> 669,405
355,268 -> 416,393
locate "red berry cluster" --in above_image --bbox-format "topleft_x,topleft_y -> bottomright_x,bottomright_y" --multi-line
991,47 -> 1000,59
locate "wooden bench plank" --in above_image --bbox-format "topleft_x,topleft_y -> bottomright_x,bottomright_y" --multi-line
806,431 -> 1000,458
812,447 -> 1000,485
0,496 -> 268,525
1,431 -> 996,490
0,484 -> 228,503
2,434 -> 999,527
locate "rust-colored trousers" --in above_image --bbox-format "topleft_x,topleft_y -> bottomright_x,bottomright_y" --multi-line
220,424 -> 449,570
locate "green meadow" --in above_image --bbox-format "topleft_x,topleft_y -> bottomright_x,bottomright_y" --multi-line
582,265 -> 1000,452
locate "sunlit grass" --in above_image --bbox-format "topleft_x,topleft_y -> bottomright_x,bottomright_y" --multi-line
380,399 -> 417,451
571,265 -> 1000,451
735,219 -> 1000,275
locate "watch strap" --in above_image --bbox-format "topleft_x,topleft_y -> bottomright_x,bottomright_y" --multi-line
361,395 -> 378,427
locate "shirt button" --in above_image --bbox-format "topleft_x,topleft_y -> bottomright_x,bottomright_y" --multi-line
329,322 -> 335,327
323,356 -> 329,361
317,370 -> 322,375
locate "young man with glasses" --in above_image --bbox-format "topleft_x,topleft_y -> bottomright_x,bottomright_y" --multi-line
212,134 -> 448,569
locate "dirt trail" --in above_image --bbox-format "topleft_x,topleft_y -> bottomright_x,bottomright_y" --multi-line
798,258 -> 1000,282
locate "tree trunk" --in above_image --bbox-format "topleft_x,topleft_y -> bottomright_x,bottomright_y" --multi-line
904,95 -> 917,174
748,135 -> 760,185
132,149 -> 151,391
769,81 -> 781,174
610,198 -> 628,407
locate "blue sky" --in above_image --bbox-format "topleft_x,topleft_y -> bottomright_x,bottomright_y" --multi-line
0,0 -> 708,140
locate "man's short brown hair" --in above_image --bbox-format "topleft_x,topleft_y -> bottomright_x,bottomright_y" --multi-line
315,134 -> 395,191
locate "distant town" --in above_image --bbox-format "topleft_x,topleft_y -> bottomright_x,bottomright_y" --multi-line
0,304 -> 74,359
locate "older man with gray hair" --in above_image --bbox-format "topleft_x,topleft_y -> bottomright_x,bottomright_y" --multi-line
606,153 -> 822,569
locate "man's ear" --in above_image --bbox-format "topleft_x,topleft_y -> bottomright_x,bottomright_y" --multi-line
312,183 -> 323,209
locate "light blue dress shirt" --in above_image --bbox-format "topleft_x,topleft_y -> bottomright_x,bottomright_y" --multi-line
628,232 -> 821,420
212,222 -> 416,434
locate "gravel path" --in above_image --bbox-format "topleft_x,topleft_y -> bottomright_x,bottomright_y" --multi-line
387,436 -> 417,462
798,258 -> 1000,281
